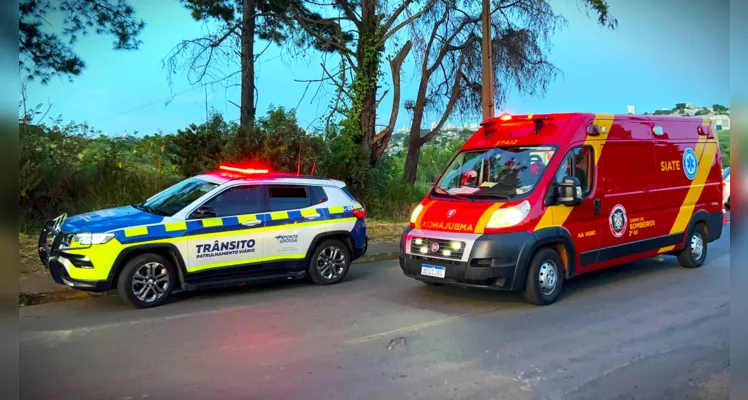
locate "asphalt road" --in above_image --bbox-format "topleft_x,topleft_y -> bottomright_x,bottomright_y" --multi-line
20,229 -> 730,400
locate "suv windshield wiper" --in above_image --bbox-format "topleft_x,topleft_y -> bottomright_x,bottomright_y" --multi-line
133,203 -> 167,216
434,186 -> 475,202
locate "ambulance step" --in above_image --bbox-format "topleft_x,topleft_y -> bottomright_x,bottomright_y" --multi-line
183,271 -> 307,291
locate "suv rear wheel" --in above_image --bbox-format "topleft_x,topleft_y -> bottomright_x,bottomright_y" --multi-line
117,253 -> 177,309
308,239 -> 351,285
523,248 -> 565,306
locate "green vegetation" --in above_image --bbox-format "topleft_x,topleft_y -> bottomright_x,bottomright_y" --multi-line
19,105 -> 450,233
717,129 -> 730,167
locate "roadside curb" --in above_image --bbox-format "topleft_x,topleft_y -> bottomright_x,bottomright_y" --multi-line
354,251 -> 399,264
19,289 -> 95,307
19,250 -> 402,307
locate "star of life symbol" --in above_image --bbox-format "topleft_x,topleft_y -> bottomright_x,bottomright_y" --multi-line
683,148 -> 698,180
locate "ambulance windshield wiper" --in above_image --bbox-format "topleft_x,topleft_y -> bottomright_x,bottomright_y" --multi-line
474,193 -> 512,200
434,186 -> 474,202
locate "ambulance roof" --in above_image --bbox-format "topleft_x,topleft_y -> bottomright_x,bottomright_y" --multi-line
461,112 -> 712,151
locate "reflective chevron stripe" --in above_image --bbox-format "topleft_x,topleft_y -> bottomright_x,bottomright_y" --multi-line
112,205 -> 361,245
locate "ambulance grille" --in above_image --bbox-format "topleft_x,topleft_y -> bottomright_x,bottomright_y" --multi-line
409,237 -> 465,261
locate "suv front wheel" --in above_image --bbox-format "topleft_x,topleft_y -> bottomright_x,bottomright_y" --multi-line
117,253 -> 177,308
308,239 -> 351,285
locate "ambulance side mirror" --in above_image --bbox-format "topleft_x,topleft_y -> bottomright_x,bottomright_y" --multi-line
190,206 -> 217,219
557,176 -> 582,206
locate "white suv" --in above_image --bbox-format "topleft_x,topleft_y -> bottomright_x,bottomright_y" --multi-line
38,166 -> 368,308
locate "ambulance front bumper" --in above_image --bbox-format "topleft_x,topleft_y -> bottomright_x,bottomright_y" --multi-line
398,226 -> 534,291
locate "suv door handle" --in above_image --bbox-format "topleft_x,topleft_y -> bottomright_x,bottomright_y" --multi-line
241,220 -> 262,227
304,213 -> 321,220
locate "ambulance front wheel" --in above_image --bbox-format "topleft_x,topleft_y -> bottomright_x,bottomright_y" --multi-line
308,239 -> 351,285
117,253 -> 177,309
523,248 -> 565,306
678,223 -> 708,268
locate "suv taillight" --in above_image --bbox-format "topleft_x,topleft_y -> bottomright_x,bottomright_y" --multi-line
353,208 -> 366,219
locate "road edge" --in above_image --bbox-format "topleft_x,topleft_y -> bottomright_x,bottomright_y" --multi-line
19,251 -> 401,307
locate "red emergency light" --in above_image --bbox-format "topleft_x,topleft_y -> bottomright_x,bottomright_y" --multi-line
218,164 -> 270,175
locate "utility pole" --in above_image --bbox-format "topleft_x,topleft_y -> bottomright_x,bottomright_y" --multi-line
481,0 -> 495,120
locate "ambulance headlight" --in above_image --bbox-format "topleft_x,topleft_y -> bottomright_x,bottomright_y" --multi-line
410,204 -> 425,224
62,232 -> 115,249
486,200 -> 531,229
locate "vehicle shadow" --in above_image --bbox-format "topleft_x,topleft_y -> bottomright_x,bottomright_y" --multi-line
395,254 -> 710,312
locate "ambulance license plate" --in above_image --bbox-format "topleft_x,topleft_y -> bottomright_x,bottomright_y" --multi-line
421,264 -> 446,278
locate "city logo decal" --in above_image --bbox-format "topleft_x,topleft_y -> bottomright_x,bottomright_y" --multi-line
275,234 -> 299,244
609,204 -> 627,238
195,238 -> 256,259
682,148 -> 698,180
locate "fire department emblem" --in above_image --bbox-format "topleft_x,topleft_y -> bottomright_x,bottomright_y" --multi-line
609,204 -> 627,238
447,209 -> 456,218
430,242 -> 440,253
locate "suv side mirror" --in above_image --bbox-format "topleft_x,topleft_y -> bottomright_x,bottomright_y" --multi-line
189,206 -> 217,219
556,176 -> 582,206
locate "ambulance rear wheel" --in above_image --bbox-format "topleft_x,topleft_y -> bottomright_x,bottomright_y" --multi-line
308,239 -> 351,285
117,253 -> 177,309
678,223 -> 707,268
523,248 -> 564,306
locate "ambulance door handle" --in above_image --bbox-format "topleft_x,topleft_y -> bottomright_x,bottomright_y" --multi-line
594,198 -> 601,216
242,220 -> 262,227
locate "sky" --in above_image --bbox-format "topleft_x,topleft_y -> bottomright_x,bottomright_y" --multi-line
23,0 -> 730,136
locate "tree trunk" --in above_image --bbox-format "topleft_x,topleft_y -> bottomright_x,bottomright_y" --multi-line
357,0 -> 380,165
404,140 -> 421,184
241,0 -> 256,127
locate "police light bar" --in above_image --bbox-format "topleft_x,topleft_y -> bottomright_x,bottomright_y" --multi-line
218,164 -> 270,174
481,114 -> 555,136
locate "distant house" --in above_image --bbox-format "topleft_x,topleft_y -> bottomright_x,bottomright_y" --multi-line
709,115 -> 731,130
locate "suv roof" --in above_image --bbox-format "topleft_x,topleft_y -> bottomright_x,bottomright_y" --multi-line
198,171 -> 346,188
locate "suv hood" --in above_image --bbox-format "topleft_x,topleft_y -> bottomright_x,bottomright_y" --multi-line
60,206 -> 165,234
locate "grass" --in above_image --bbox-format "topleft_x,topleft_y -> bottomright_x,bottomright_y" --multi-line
366,220 -> 408,242
717,129 -> 730,167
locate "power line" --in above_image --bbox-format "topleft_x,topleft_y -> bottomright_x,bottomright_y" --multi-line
93,72 -> 241,124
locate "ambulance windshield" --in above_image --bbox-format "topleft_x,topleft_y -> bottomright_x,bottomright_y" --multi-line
434,146 -> 556,200
138,177 -> 218,216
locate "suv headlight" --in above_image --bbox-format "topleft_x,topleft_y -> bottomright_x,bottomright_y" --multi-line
485,200 -> 531,229
63,233 -> 115,249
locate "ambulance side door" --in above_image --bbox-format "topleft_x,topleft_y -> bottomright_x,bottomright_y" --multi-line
550,144 -> 603,270
263,184 -> 327,272
185,184 -> 266,275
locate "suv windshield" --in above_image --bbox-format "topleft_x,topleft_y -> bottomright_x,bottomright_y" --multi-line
137,177 -> 219,216
434,146 -> 556,200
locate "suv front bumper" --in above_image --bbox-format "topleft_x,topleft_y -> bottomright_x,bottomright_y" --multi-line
399,226 -> 536,291
38,219 -> 111,292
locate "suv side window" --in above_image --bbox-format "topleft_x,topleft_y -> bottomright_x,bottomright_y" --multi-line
269,185 -> 311,211
202,185 -> 262,217
554,146 -> 594,197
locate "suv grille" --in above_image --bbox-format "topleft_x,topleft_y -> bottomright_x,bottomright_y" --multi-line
409,237 -> 465,261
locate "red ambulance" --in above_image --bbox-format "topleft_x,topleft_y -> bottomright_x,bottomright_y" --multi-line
399,113 -> 725,305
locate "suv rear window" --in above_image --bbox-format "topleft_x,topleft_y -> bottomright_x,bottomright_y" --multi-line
269,185 -> 311,211
340,187 -> 356,201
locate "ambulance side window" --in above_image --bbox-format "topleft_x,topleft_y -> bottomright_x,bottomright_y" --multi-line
202,185 -> 262,217
555,146 -> 594,197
